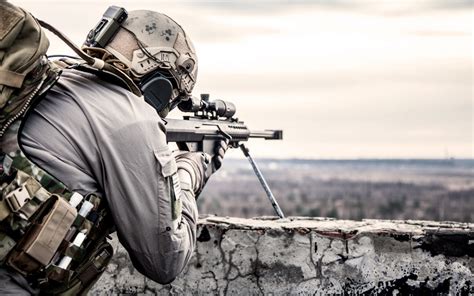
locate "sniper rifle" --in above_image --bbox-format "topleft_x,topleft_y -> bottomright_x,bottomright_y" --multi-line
165,94 -> 285,218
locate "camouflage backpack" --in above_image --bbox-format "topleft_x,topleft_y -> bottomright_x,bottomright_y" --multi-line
0,2 -> 60,140
0,3 -> 115,294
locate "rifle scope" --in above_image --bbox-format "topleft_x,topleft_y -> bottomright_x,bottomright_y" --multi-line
178,94 -> 236,119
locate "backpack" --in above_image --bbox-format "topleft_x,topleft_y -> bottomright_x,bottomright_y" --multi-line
0,2 -> 60,140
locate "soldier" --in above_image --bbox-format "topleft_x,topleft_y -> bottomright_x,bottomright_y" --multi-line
0,4 -> 227,294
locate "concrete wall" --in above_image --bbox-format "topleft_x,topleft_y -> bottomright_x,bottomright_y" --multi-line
91,216 -> 474,295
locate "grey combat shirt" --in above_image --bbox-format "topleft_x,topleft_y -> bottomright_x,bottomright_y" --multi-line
19,68 -> 198,284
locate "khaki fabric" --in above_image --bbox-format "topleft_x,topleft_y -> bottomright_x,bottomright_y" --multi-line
102,10 -> 198,95
0,2 -> 56,141
0,2 -> 49,107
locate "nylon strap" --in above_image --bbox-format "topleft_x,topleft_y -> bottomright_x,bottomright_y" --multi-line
0,70 -> 25,88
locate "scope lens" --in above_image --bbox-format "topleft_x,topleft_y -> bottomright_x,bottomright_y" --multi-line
214,100 -> 236,118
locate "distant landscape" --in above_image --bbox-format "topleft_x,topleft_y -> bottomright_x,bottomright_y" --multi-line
198,158 -> 474,222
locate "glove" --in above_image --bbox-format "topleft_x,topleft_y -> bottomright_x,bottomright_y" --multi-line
212,138 -> 229,173
174,139 -> 229,196
175,152 -> 209,196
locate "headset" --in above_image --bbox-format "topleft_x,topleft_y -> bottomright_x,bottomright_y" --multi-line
139,71 -> 175,113
85,6 -> 176,114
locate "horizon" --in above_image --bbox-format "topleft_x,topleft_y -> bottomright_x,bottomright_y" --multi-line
12,0 -> 473,159
222,156 -> 474,162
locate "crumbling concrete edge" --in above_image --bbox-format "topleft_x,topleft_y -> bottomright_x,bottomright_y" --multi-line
91,216 -> 474,295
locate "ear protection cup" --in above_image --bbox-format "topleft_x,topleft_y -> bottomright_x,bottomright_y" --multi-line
140,74 -> 174,113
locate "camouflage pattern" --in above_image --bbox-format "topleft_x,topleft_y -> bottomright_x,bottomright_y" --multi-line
0,1 -> 66,205
1,122 -> 71,198
0,61 -> 60,139
86,9 -> 198,99
0,4 -> 112,293
0,121 -> 72,240
0,2 -> 49,106
0,135 -> 113,294
0,2 -> 58,139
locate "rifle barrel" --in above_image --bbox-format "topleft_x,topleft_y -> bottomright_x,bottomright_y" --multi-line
249,129 -> 283,140
165,118 -> 282,142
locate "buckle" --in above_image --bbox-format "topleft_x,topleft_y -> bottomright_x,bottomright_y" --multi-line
5,184 -> 31,212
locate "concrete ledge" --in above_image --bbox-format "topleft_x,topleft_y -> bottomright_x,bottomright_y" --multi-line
91,217 -> 474,295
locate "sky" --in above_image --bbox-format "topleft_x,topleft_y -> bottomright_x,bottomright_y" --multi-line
11,0 -> 473,159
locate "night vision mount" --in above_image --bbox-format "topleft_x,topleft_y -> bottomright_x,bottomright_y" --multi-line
85,6 -> 128,48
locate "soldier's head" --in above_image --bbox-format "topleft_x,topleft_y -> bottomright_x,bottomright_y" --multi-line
84,6 -> 197,117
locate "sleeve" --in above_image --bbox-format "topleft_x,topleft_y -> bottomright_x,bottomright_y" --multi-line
100,118 -> 198,284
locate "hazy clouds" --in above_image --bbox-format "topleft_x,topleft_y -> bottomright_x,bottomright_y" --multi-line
12,0 -> 473,158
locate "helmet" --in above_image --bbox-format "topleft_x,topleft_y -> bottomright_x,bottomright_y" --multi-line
84,7 -> 197,115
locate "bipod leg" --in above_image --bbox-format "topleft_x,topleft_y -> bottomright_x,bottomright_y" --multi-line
239,144 -> 285,219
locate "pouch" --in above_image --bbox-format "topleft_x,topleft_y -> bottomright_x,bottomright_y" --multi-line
7,195 -> 77,274
42,240 -> 114,296
154,147 -> 182,231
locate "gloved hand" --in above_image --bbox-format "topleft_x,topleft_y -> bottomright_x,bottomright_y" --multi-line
174,139 -> 229,196
211,138 -> 229,173
175,151 -> 209,196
